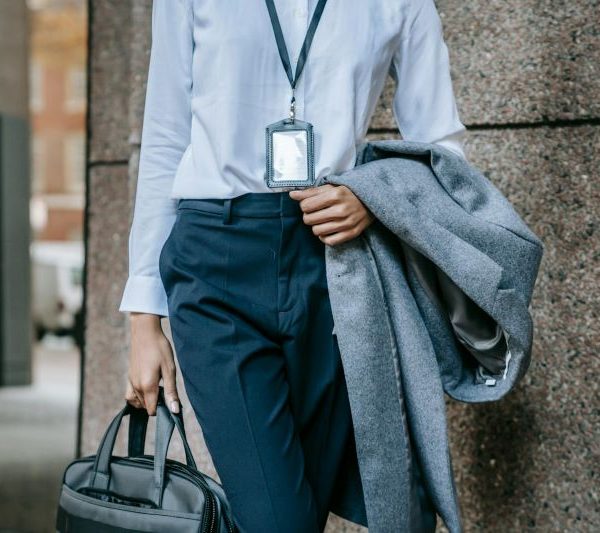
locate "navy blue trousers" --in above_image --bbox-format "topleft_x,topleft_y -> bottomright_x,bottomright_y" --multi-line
158,192 -> 366,532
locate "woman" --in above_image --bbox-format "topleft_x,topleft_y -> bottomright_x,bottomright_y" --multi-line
119,0 -> 467,531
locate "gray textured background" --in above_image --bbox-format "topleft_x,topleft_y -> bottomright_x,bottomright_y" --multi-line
82,1 -> 599,531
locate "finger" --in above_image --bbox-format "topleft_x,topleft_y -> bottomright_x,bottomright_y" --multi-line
320,228 -> 359,246
125,379 -> 144,409
311,218 -> 356,237
299,188 -> 341,214
303,205 -> 349,226
125,379 -> 137,403
289,185 -> 339,213
142,385 -> 159,416
289,184 -> 334,201
161,362 -> 180,414
128,373 -> 147,406
132,384 -> 146,408
309,207 -> 372,232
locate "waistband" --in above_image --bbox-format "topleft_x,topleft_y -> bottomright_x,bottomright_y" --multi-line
177,192 -> 304,219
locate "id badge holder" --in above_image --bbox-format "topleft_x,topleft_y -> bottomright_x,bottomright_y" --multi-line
265,117 -> 315,189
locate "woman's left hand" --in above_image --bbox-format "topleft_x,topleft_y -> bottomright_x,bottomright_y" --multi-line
289,184 -> 375,246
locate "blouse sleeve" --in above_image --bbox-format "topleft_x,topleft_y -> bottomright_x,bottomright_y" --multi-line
389,0 -> 468,159
118,0 -> 193,317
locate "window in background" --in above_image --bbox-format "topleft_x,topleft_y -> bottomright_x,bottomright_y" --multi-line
63,132 -> 84,194
31,135 -> 46,194
30,62 -> 44,112
64,67 -> 86,113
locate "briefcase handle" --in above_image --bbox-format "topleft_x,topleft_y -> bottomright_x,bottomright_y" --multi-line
88,386 -> 198,508
127,387 -> 193,463
127,404 -> 149,457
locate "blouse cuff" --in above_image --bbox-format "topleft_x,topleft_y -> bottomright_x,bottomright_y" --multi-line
432,129 -> 468,160
118,275 -> 169,318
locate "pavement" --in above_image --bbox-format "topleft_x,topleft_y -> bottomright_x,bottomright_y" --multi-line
0,335 -> 80,533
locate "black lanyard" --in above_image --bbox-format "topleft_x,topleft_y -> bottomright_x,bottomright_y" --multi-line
264,0 -> 328,114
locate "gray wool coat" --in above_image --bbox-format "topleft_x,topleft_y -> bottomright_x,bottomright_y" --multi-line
314,140 -> 544,532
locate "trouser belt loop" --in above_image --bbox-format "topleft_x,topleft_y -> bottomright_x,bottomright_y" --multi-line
222,198 -> 233,224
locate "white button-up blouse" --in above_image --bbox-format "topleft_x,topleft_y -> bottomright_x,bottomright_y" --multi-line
119,0 -> 469,317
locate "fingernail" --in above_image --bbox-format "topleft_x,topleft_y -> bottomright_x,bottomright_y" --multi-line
170,400 -> 180,413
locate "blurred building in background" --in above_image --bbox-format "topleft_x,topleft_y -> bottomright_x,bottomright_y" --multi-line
29,0 -> 86,242
28,0 -> 86,345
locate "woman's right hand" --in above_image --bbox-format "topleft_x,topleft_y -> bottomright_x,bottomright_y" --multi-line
125,313 -> 181,416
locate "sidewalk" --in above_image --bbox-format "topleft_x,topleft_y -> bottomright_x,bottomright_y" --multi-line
0,336 -> 79,533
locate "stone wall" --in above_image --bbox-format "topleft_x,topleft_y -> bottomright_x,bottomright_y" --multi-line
83,1 -> 599,530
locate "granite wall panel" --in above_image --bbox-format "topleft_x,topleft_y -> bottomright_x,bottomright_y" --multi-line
80,165 -> 131,454
375,0 -> 600,130
87,0 -> 132,163
441,0 -> 600,124
447,126 -> 599,532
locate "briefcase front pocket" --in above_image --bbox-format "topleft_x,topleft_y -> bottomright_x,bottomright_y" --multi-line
57,483 -> 206,532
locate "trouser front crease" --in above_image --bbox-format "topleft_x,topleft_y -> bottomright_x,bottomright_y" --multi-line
158,192 -> 364,533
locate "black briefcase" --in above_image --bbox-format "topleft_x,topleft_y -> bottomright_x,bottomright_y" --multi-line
56,386 -> 237,532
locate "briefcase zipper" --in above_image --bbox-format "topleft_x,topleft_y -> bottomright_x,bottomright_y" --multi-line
132,456 -> 217,533
159,457 -> 235,532
153,457 -> 235,532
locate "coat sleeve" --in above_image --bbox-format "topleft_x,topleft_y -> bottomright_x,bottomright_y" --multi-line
389,0 -> 468,159
118,0 -> 194,317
